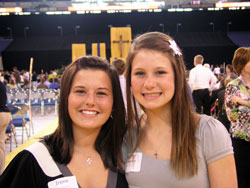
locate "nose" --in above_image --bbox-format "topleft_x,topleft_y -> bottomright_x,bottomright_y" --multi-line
85,93 -> 95,107
144,75 -> 156,90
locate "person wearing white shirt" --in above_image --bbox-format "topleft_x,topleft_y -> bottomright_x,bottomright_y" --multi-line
23,70 -> 30,81
213,65 -> 221,75
112,59 -> 127,109
189,55 -> 217,115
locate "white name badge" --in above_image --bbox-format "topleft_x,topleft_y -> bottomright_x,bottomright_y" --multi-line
48,176 -> 79,188
126,152 -> 142,173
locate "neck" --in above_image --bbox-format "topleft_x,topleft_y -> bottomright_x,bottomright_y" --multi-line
241,73 -> 250,86
145,107 -> 172,131
73,126 -> 101,151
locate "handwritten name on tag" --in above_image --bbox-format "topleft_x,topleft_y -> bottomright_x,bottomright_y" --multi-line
126,152 -> 142,173
48,176 -> 79,188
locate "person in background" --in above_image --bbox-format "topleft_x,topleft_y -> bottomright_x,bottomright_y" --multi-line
0,81 -> 11,174
0,71 -> 3,82
12,67 -> 21,86
44,76 -> 51,88
217,78 -> 232,132
0,56 -> 128,188
112,58 -> 127,108
225,64 -> 237,80
3,71 -> 11,84
32,71 -> 38,87
21,78 -> 31,90
210,74 -> 225,106
23,70 -> 30,82
49,78 -> 60,89
189,54 -> 217,115
7,78 -> 17,90
225,47 -> 250,188
213,65 -> 221,76
124,32 -> 237,188
36,78 -> 49,89
48,70 -> 56,81
203,63 -> 210,69
220,64 -> 225,74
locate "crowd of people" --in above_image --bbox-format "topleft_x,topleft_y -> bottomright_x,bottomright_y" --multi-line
0,31 -> 249,188
0,68 -> 61,91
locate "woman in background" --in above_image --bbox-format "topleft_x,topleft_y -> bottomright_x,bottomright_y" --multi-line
225,64 -> 237,80
225,47 -> 250,188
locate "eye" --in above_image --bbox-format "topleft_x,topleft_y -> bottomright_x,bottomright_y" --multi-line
156,70 -> 166,75
134,71 -> 145,76
97,91 -> 108,96
75,89 -> 86,94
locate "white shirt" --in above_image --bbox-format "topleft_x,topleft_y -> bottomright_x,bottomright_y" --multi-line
189,64 -> 217,91
119,75 -> 142,115
24,72 -> 30,80
119,75 -> 127,108
214,67 -> 221,75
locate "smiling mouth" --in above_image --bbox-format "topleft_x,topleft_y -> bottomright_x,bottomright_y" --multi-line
80,110 -> 99,115
143,93 -> 162,97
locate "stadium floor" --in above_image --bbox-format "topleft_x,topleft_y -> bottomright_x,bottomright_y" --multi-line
4,110 -> 58,169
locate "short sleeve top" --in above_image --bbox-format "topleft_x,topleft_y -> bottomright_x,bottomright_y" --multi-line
125,115 -> 233,188
225,76 -> 250,141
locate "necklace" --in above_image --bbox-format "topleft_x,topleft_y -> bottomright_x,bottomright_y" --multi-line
74,148 -> 96,166
141,116 -> 170,159
153,140 -> 166,159
144,125 -> 169,159
154,152 -> 159,159
86,156 -> 92,166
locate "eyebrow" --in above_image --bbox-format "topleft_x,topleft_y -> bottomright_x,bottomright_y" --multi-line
73,86 -> 112,92
133,66 -> 168,71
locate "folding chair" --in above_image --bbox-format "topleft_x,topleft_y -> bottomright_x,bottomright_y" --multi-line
5,121 -> 17,152
8,105 -> 30,145
30,90 -> 44,115
43,89 -> 58,115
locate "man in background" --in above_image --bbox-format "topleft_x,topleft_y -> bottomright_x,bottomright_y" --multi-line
189,54 -> 217,115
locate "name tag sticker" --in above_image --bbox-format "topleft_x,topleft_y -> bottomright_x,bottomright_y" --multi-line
48,176 -> 79,188
126,152 -> 142,173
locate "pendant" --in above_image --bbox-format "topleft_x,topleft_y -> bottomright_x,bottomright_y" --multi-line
154,152 -> 158,159
86,157 -> 92,166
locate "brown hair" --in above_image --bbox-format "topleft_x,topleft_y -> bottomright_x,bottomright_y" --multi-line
126,32 -> 198,178
45,56 -> 127,172
113,58 -> 126,75
226,64 -> 233,72
232,47 -> 250,75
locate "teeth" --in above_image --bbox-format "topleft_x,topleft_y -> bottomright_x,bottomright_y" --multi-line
144,93 -> 160,97
81,110 -> 97,115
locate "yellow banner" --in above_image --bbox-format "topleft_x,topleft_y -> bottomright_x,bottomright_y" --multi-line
110,27 -> 132,60
92,43 -> 106,59
72,44 -> 86,62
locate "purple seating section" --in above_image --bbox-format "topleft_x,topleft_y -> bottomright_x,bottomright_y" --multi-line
0,39 -> 13,54
227,31 -> 250,47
